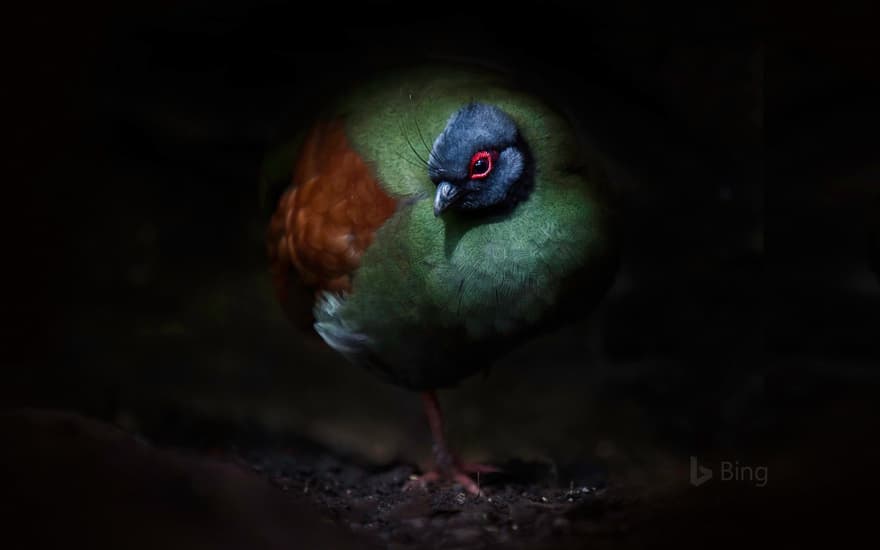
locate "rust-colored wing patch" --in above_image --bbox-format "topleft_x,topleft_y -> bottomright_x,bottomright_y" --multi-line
267,120 -> 397,326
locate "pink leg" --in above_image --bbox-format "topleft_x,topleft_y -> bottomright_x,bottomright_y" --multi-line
403,391 -> 500,495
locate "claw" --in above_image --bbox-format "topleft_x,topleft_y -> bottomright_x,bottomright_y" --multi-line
453,472 -> 481,495
402,467 -> 487,495
405,391 -> 501,497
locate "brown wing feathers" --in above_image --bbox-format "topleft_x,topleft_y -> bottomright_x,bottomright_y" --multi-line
267,120 -> 397,326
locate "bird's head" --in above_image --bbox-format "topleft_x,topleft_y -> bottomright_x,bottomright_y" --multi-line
428,103 -> 532,217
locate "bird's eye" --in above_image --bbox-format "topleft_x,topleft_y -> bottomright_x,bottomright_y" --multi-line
468,150 -> 495,179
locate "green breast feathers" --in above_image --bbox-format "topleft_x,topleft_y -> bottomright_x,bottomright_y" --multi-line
286,65 -> 616,389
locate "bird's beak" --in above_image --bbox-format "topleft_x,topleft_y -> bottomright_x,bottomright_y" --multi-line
433,182 -> 464,217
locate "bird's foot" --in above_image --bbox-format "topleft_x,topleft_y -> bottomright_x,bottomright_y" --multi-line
403,462 -> 500,495
405,391 -> 501,495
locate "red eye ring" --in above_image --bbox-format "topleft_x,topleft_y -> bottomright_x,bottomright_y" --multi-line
468,150 -> 498,179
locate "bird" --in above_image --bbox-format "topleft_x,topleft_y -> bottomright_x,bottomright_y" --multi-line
265,64 -> 617,494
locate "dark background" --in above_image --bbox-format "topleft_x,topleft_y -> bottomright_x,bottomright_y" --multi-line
3,2 -> 879,547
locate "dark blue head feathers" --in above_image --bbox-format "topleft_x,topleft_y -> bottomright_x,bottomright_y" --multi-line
429,103 -> 532,217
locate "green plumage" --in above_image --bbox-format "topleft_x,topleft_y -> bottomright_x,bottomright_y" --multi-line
306,65 -> 616,389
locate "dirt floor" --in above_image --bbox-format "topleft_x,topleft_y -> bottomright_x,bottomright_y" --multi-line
3,398 -> 879,549
0,409 -> 677,549
240,446 -> 611,549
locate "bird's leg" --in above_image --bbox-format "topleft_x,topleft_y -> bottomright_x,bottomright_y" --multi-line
404,391 -> 500,495
424,390 -> 456,472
